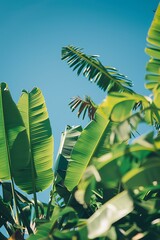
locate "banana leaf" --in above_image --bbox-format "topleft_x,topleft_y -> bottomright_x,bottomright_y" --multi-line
55,125 -> 82,201
145,4 -> 160,91
62,45 -> 134,93
0,82 -> 29,181
16,87 -> 54,194
55,125 -> 82,180
75,131 -> 156,206
87,191 -> 133,239
122,161 -> 160,191
27,206 -> 79,240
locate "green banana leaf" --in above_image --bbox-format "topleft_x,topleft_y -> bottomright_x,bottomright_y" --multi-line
75,165 -> 101,206
145,4 -> 160,91
0,82 -> 29,180
98,133 -> 155,187
55,125 -> 82,201
27,206 -> 80,240
16,87 -> 54,194
75,132 -> 156,206
56,125 -> 82,163
87,191 -> 133,239
64,92 -> 151,191
55,125 -> 82,180
122,161 -> 160,191
62,45 -> 134,93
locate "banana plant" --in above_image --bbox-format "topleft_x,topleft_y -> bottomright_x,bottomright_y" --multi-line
52,3 -> 160,240
1,3 -> 160,240
29,5 -> 160,239
16,88 -> 54,219
0,82 -> 30,230
0,84 -> 54,196
0,84 -> 54,238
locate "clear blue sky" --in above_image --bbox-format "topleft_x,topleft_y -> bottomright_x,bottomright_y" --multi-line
0,0 -> 159,199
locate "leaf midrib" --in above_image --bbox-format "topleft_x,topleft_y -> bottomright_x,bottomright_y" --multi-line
67,46 -> 130,92
66,109 -> 110,190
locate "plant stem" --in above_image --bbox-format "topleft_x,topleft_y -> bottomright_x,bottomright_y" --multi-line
46,183 -> 55,220
30,154 -> 39,219
10,176 -> 20,225
6,143 -> 20,226
33,189 -> 39,219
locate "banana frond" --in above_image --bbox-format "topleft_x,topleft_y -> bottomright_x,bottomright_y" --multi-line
62,45 -> 134,93
145,4 -> 160,91
0,82 -> 29,181
69,96 -> 98,120
17,88 -> 54,194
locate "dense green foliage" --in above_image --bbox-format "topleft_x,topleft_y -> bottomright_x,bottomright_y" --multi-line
0,3 -> 160,240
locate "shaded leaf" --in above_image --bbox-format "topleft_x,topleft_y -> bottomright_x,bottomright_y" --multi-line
27,207 -> 80,240
123,161 -> 160,191
8,231 -> 24,240
54,125 -> 82,204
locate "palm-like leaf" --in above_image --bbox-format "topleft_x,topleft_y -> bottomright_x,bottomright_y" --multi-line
62,45 -> 134,93
69,96 -> 98,120
145,4 -> 160,91
0,82 -> 29,180
17,87 -> 54,194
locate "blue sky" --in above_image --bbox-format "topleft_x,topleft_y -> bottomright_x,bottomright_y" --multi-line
0,0 -> 159,199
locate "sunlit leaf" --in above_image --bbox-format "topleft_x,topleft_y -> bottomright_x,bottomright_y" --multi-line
0,83 -> 29,181
17,88 -> 54,194
62,45 -> 134,93
87,191 -> 133,239
145,4 -> 160,91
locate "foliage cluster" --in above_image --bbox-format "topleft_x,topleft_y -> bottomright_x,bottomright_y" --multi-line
0,3 -> 160,240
